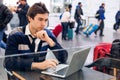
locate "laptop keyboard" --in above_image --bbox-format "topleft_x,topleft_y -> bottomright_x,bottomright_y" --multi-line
47,64 -> 69,73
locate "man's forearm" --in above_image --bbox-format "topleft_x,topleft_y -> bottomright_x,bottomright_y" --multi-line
46,37 -> 55,47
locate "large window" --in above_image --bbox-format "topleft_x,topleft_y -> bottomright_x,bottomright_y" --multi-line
50,0 -> 64,13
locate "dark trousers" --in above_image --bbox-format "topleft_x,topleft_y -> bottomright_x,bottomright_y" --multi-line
75,18 -> 82,33
61,22 -> 68,40
95,20 -> 104,36
116,19 -> 120,26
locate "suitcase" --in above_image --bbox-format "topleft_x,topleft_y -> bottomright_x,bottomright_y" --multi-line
52,24 -> 62,37
68,28 -> 73,40
83,24 -> 98,36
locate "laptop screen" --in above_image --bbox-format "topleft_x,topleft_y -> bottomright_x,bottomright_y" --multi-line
65,47 -> 90,77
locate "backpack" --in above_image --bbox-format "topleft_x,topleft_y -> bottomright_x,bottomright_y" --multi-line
59,13 -> 63,20
74,9 -> 77,20
110,39 -> 120,59
113,22 -> 119,31
95,10 -> 100,19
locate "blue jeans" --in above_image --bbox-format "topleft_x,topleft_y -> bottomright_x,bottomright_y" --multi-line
61,22 -> 68,40
0,29 -> 6,49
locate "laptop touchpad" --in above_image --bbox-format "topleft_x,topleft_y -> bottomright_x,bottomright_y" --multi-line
47,64 -> 69,73
54,67 -> 68,75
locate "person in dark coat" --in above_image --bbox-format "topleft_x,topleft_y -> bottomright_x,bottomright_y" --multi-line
115,10 -> 120,26
113,10 -> 120,31
0,3 -> 13,49
74,2 -> 83,35
95,3 -> 105,37
14,0 -> 29,27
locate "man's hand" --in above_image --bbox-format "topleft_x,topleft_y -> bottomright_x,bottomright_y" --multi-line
12,7 -> 17,12
34,30 -> 48,40
13,7 -> 21,12
31,59 -> 59,70
17,8 -> 22,11
34,30 -> 55,47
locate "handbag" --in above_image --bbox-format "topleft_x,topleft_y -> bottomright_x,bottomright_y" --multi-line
68,21 -> 75,29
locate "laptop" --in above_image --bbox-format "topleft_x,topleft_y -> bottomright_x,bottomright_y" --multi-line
41,47 -> 90,78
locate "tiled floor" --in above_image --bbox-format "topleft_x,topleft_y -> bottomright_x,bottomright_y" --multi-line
57,27 -> 120,64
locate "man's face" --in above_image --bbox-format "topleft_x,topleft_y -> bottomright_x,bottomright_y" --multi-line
29,13 -> 49,32
19,0 -> 25,5
103,4 -> 105,8
80,4 -> 82,7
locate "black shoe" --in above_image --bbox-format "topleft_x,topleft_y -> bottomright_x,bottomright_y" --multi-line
86,34 -> 89,37
79,27 -> 84,31
94,31 -> 97,35
99,34 -> 104,37
77,32 -> 81,34
62,37 -> 67,40
75,31 -> 77,34
75,31 -> 81,35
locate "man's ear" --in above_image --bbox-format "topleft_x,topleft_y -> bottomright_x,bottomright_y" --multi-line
27,16 -> 32,22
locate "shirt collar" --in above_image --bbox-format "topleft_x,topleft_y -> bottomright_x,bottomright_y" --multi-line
25,24 -> 31,36
25,24 -> 36,38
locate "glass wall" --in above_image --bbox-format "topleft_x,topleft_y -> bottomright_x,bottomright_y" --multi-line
50,0 -> 72,13
3,0 -> 73,13
0,0 -> 3,3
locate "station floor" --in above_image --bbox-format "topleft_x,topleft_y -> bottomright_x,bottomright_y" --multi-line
0,27 -> 120,80
57,27 -> 120,64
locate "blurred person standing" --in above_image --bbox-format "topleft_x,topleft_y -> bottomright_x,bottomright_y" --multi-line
94,3 -> 105,37
113,10 -> 120,31
115,10 -> 120,25
0,3 -> 13,49
14,0 -> 29,27
61,6 -> 71,40
74,2 -> 83,35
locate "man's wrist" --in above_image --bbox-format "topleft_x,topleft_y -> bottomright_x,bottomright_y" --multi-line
31,62 -> 38,70
47,38 -> 55,47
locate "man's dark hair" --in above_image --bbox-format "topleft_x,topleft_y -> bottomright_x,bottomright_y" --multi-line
68,4 -> 72,9
19,0 -> 27,2
27,2 -> 49,19
101,3 -> 105,6
78,2 -> 81,5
